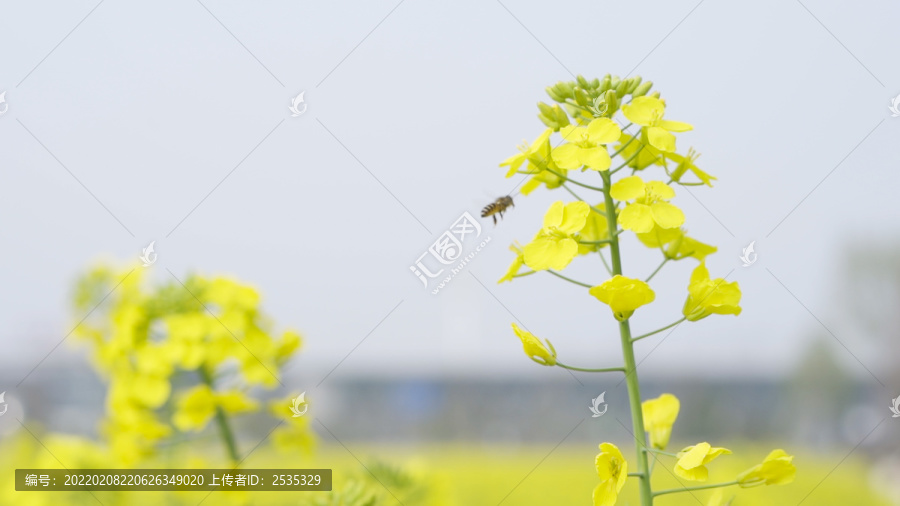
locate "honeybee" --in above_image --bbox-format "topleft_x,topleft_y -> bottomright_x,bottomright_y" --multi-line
481,195 -> 515,224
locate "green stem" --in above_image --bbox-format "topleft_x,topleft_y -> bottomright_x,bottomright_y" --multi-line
512,270 -> 537,278
199,367 -> 240,464
610,145 -> 644,174
545,168 -> 605,192
556,362 -> 625,373
547,270 -> 593,288
577,239 -> 613,246
645,448 -> 679,458
632,318 -> 686,343
598,250 -> 613,276
601,170 -> 653,506
645,257 -> 670,282
653,481 -> 739,497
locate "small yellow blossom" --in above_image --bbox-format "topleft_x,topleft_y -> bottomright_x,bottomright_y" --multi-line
552,118 -> 622,171
610,176 -> 685,233
172,384 -> 258,432
683,263 -> 742,321
523,201 -> 591,271
666,148 -> 716,186
621,96 -> 693,152
589,275 -> 655,321
636,226 -> 717,261
737,449 -> 796,487
511,323 -> 556,366
642,393 -> 680,450
498,242 -> 526,283
500,128 -> 553,177
674,442 -> 732,481
593,442 -> 627,506
577,207 -> 610,255
615,132 -> 665,171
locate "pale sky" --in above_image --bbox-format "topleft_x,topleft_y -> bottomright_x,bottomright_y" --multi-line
1,0 -> 898,389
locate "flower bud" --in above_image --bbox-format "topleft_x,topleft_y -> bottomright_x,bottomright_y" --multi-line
599,74 -> 612,91
576,75 -> 590,90
626,76 -> 642,93
574,87 -> 591,107
632,81 -> 653,97
614,79 -> 629,97
545,86 -> 565,102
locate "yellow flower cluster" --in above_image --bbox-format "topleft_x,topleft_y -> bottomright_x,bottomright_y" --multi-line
592,394 -> 796,505
72,266 -> 307,465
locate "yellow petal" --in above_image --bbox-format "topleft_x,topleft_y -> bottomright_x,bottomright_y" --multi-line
542,201 -> 565,229
650,202 -> 686,229
658,119 -> 693,132
647,126 -> 677,152
523,236 -> 578,271
552,143 -> 583,170
610,175 -> 645,201
582,146 -> 612,171
587,118 -> 622,144
618,204 -> 655,233
557,201 -> 591,234
622,96 -> 665,126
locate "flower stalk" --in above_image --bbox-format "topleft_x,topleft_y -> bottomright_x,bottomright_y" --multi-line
199,366 -> 240,464
601,170 -> 654,506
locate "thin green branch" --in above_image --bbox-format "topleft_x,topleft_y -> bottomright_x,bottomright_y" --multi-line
545,168 -> 605,192
645,257 -> 670,282
199,367 -> 239,464
556,362 -> 625,373
598,250 -> 613,276
653,481 -> 739,497
632,318 -> 686,342
547,270 -> 593,288
512,270 -> 537,278
610,144 -> 644,175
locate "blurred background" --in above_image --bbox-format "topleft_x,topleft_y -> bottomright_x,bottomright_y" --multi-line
1,0 -> 899,504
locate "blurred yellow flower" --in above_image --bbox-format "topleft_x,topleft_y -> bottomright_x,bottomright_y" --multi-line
683,263 -> 742,321
642,393 -> 680,450
615,132 -> 665,171
577,208 -> 610,255
500,128 -> 553,177
674,442 -> 732,481
523,201 -> 591,271
511,323 -> 557,366
621,96 -> 692,152
636,226 -> 717,261
552,118 -> 622,171
611,175 -> 685,233
737,449 -> 796,487
498,242 -> 526,283
589,275 -> 655,321
666,148 -> 716,186
593,442 -> 627,506
173,385 -> 258,432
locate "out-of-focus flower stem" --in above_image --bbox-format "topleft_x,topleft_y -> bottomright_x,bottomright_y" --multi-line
199,367 -> 240,464
653,481 -> 738,497
601,169 -> 653,506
